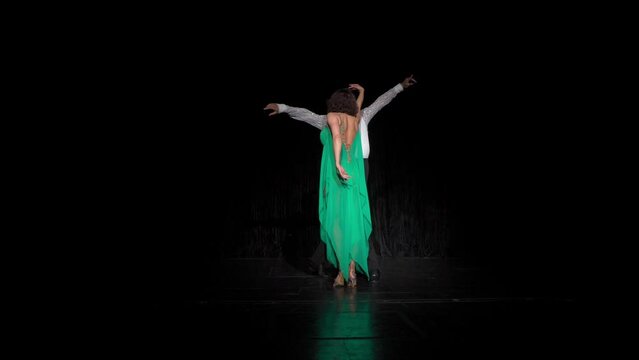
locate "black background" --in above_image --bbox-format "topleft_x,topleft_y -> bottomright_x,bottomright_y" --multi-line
97,15 -> 585,303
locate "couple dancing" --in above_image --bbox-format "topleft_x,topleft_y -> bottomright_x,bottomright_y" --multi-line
265,75 -> 417,286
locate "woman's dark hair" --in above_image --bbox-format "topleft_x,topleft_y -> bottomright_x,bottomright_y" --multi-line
326,89 -> 358,116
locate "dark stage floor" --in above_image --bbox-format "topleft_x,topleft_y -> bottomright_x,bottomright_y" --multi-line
132,257 -> 579,358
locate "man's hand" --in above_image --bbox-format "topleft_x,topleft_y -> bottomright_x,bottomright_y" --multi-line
401,74 -> 417,89
264,103 -> 280,116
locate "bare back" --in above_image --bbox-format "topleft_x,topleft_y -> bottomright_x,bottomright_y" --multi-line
328,112 -> 359,151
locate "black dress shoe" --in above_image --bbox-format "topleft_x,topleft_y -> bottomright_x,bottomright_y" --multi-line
370,269 -> 380,282
318,263 -> 326,277
305,259 -> 319,275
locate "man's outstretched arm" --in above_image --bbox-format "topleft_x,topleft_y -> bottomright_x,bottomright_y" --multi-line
361,75 -> 417,125
264,103 -> 327,130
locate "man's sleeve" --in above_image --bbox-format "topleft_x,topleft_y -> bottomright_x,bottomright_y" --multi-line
278,104 -> 327,130
360,84 -> 404,125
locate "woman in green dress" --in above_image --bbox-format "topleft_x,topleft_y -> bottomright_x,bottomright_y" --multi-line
319,84 -> 372,287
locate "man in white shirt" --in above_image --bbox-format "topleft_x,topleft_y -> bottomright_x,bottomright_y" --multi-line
265,75 -> 417,282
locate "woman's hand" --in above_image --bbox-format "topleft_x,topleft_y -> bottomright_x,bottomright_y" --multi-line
348,84 -> 364,93
349,84 -> 365,114
336,164 -> 350,180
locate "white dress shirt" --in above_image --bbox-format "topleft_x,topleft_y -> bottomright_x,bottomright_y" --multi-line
277,84 -> 404,159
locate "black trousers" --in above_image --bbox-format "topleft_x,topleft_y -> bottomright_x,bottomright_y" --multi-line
311,158 -> 380,271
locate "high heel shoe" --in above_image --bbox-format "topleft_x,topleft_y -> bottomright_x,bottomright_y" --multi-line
347,270 -> 357,288
333,273 -> 345,287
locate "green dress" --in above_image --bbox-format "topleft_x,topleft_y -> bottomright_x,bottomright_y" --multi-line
318,126 -> 372,280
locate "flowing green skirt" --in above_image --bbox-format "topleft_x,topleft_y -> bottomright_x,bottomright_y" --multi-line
318,127 -> 372,280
